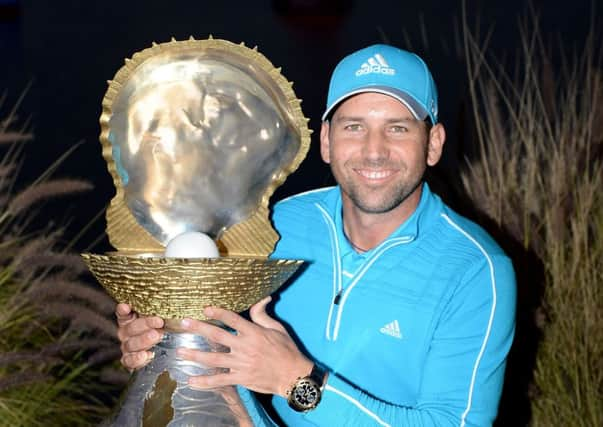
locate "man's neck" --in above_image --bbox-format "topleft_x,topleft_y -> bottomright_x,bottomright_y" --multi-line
342,184 -> 423,252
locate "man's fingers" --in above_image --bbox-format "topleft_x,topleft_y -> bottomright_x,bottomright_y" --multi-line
120,328 -> 163,353
117,316 -> 164,342
180,318 -> 238,347
121,351 -> 154,370
177,347 -> 231,368
115,303 -> 132,317
115,304 -> 165,372
202,307 -> 252,335
249,296 -> 285,332
249,296 -> 271,318
115,303 -> 136,326
126,316 -> 164,334
188,372 -> 234,390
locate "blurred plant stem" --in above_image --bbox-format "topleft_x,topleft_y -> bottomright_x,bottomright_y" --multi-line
0,94 -> 127,426
460,5 -> 602,426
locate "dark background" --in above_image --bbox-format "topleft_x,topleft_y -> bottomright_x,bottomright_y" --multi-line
0,0 -> 599,252
1,1 -> 600,425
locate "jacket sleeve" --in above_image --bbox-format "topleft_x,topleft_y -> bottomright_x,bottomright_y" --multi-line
290,254 -> 516,427
237,386 -> 279,427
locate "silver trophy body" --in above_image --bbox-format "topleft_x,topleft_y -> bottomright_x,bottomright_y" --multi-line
106,333 -> 237,427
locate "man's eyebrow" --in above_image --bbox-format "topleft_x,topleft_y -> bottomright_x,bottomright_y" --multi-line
332,115 -> 419,123
332,116 -> 418,123
331,115 -> 365,124
384,117 -> 420,124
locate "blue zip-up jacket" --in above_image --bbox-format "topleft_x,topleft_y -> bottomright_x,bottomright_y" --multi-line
248,183 -> 516,427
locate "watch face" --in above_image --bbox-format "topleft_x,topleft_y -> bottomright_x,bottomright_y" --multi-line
291,378 -> 321,411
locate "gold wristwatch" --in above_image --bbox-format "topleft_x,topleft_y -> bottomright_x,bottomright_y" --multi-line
286,363 -> 328,412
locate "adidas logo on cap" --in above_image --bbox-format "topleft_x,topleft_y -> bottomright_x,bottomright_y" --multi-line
322,44 -> 439,124
355,53 -> 395,77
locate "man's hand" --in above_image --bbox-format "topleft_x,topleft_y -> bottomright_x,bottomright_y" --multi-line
176,296 -> 313,397
115,303 -> 165,370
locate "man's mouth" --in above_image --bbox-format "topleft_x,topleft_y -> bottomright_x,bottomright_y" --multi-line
355,169 -> 396,180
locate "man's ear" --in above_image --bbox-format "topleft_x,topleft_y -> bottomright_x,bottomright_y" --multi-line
320,121 -> 331,164
427,123 -> 446,166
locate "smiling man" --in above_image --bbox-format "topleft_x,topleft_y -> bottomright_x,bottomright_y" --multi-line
117,44 -> 516,426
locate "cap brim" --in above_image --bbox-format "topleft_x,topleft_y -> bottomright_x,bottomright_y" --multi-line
321,86 -> 429,122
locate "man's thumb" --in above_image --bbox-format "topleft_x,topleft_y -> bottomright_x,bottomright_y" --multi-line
249,296 -> 284,331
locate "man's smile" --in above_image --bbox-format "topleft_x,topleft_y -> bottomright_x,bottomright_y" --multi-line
353,167 -> 398,181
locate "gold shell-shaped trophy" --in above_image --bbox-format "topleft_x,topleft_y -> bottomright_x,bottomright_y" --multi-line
82,37 -> 310,426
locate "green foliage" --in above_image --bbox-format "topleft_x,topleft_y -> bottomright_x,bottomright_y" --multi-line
460,14 -> 603,427
0,105 -> 127,426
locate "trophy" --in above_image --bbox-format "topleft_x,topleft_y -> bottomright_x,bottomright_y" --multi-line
82,37 -> 310,426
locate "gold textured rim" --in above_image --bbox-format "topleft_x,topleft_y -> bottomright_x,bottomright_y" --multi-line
82,252 -> 303,319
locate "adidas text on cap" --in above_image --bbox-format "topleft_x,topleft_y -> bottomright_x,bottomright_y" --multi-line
322,44 -> 439,124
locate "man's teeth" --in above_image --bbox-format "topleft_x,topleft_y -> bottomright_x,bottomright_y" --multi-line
359,170 -> 392,179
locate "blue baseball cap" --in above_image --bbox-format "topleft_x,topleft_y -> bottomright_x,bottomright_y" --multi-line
322,44 -> 438,124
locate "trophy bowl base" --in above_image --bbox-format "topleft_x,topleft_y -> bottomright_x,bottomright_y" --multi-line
82,253 -> 303,320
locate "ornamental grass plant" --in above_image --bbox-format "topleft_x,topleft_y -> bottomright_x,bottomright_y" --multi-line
0,97 -> 127,426
459,14 -> 603,427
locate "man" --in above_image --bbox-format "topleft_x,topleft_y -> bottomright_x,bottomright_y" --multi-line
117,44 -> 516,426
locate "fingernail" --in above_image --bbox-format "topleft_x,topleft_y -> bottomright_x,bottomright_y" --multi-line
181,318 -> 191,328
203,307 -> 214,317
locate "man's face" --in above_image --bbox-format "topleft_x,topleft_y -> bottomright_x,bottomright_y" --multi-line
320,92 -> 444,216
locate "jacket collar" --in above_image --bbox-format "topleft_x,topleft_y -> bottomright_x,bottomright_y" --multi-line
319,182 -> 443,255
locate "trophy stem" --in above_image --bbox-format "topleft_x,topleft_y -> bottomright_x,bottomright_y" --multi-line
104,330 -> 246,427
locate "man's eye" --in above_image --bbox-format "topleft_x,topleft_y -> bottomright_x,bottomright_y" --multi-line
390,125 -> 407,133
344,124 -> 362,131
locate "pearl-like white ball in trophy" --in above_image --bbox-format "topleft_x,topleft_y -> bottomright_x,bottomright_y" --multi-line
165,231 -> 220,259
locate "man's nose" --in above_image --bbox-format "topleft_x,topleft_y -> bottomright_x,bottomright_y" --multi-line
362,130 -> 389,160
